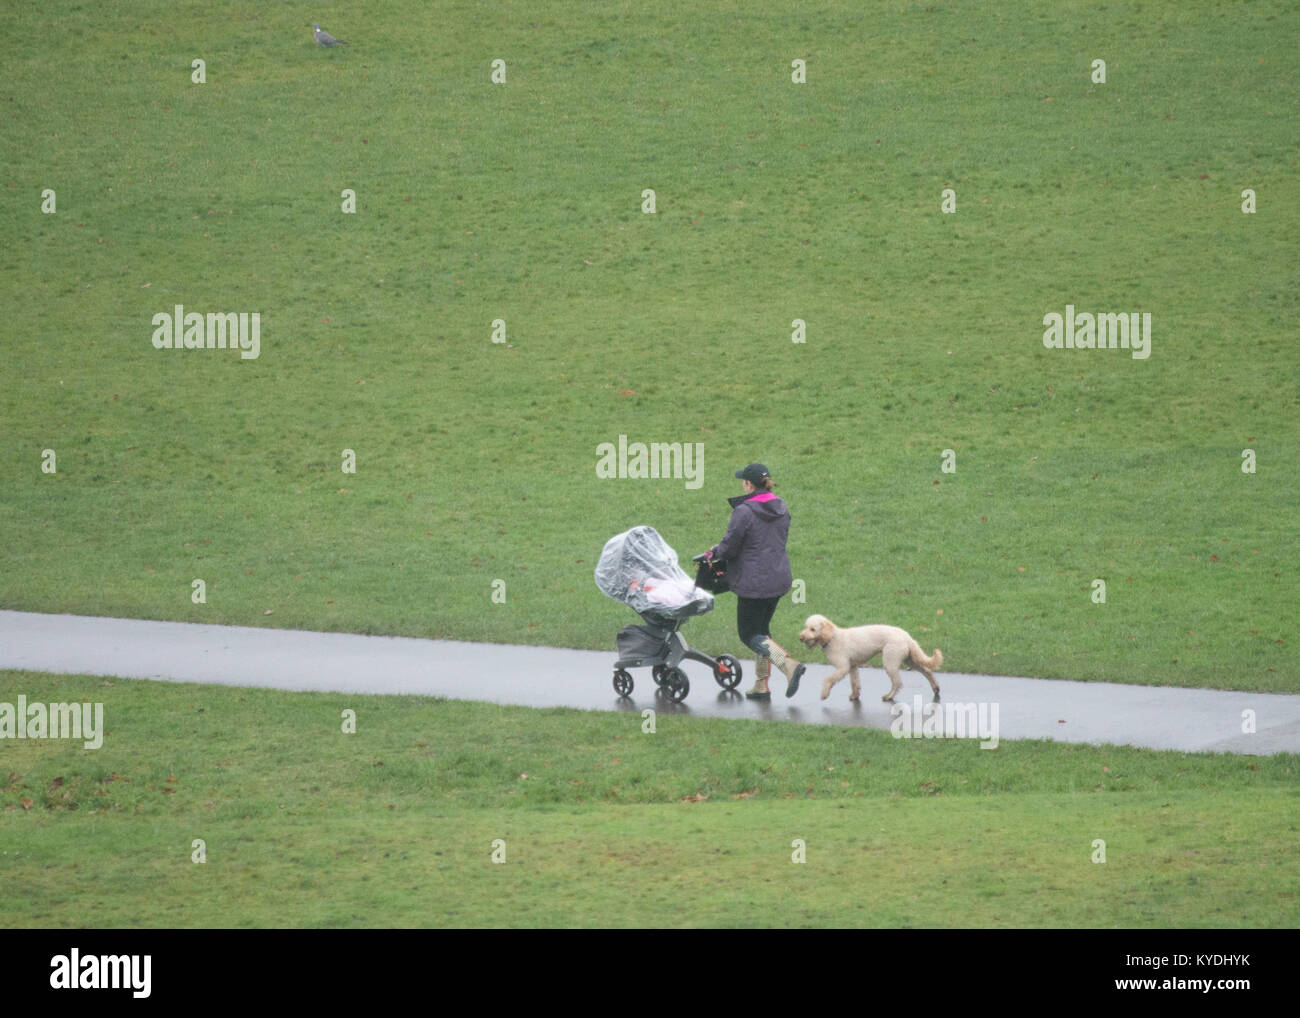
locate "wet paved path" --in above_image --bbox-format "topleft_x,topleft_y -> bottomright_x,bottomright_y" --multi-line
1,610 -> 1296,755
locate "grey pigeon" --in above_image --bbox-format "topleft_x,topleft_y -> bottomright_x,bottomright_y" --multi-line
313,23 -> 347,47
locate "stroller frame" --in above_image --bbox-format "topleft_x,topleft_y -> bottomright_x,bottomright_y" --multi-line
611,609 -> 742,703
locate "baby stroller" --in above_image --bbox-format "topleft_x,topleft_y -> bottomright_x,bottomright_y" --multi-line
595,525 -> 743,702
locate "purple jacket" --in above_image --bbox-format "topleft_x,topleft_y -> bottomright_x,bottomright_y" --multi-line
711,492 -> 793,599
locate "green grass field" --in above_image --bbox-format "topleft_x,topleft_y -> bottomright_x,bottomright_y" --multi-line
1,1 -> 1297,928
2,672 -> 1296,927
2,0 -> 1296,690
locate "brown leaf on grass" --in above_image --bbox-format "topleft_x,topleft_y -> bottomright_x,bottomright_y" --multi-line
682,793 -> 709,802
19,798 -> 33,809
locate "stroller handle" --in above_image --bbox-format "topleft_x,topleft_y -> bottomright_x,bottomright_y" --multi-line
691,552 -> 709,563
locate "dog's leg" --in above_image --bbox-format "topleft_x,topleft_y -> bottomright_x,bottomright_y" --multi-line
820,666 -> 850,700
848,667 -> 861,702
881,643 -> 907,702
908,639 -> 942,701
917,663 -> 940,701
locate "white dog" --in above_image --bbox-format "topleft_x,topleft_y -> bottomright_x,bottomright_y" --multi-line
798,614 -> 943,703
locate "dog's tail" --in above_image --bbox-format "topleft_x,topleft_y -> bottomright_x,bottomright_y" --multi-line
909,640 -> 943,671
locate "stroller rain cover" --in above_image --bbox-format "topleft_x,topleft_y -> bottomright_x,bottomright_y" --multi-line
595,526 -> 714,622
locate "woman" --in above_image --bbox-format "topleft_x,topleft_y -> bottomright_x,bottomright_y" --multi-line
707,462 -> 805,700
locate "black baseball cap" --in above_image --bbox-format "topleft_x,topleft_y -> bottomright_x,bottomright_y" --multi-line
735,463 -> 771,484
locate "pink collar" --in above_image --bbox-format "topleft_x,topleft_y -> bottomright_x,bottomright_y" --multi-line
748,492 -> 777,502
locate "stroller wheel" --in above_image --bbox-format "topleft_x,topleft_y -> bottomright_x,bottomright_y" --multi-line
613,669 -> 633,697
652,664 -> 669,686
713,654 -> 743,690
662,667 -> 690,703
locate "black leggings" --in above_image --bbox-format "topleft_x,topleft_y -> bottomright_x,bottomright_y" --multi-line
737,596 -> 782,656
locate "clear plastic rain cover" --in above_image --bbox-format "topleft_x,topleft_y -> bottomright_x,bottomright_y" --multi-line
595,525 -> 714,621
